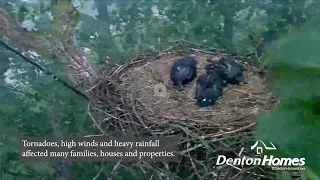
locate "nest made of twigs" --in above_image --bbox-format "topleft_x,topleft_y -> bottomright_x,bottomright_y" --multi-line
88,44 -> 283,179
108,50 -> 275,125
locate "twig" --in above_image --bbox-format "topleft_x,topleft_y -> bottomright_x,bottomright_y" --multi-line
232,89 -> 265,100
87,101 -> 106,135
190,48 -> 218,55
84,134 -> 104,137
178,38 -> 218,51
210,122 -> 256,138
107,159 -> 123,180
92,163 -> 104,180
149,174 -> 154,180
187,136 -> 201,180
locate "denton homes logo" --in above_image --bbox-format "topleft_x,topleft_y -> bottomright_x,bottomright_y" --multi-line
251,140 -> 276,155
215,140 -> 305,171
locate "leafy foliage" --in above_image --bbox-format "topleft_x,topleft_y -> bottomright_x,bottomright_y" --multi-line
255,30 -> 320,179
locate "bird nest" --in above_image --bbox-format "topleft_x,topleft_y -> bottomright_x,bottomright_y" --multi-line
114,52 -> 274,124
89,43 -> 279,179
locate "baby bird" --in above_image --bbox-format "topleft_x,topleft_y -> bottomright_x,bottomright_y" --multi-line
195,73 -> 223,107
196,88 -> 216,107
216,57 -> 247,85
170,56 -> 197,90
205,63 -> 228,87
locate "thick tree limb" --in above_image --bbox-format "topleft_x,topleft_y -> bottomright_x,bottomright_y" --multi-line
48,2 -> 99,94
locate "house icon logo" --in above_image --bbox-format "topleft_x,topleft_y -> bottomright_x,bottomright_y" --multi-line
250,140 -> 276,155
216,140 -> 306,171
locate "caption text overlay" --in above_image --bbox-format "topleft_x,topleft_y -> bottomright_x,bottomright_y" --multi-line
19,136 -> 178,162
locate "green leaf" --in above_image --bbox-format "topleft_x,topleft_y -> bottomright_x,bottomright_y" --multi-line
265,31 -> 320,100
255,30 -> 320,177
